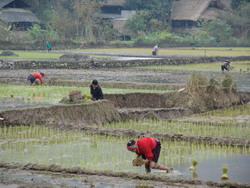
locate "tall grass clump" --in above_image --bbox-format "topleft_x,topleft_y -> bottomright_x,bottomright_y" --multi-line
182,73 -> 238,112
186,72 -> 208,92
221,74 -> 236,92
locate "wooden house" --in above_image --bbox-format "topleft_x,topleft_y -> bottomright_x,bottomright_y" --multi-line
171,0 -> 229,32
0,0 -> 40,31
99,0 -> 135,39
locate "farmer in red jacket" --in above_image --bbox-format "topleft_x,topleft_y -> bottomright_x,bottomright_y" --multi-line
27,72 -> 45,85
127,137 -> 173,173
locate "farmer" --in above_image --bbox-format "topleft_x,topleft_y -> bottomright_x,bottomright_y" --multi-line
27,72 -> 45,86
152,44 -> 159,56
127,137 -> 173,173
46,40 -> 51,52
90,79 -> 104,100
221,60 -> 230,71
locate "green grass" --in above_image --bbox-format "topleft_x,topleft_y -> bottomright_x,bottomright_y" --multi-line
196,104 -> 250,117
0,84 -> 170,103
0,51 -> 63,60
1,47 -> 249,60
137,61 -> 250,72
79,47 -> 250,56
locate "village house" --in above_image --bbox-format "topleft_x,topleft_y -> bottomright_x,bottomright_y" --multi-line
0,0 -> 40,31
171,0 -> 229,32
99,0 -> 135,40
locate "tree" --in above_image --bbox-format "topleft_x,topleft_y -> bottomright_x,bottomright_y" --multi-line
124,0 -> 173,21
202,19 -> 233,42
230,2 -> 250,39
125,11 -> 150,37
231,0 -> 250,9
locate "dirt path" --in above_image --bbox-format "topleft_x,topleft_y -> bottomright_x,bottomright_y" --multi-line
1,163 -> 249,188
0,168 -> 178,188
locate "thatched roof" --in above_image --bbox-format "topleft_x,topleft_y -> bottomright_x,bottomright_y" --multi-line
100,0 -> 125,6
0,0 -> 13,9
171,0 -> 213,21
199,7 -> 225,20
0,8 -> 40,23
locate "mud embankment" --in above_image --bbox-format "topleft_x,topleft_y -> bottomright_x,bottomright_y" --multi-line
1,91 -> 250,146
0,100 -> 120,128
1,55 -> 250,69
118,108 -> 193,120
0,163 -> 249,188
105,90 -> 249,113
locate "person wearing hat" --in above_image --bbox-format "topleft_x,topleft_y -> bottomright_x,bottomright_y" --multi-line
221,60 -> 231,71
127,137 -> 173,173
27,72 -> 45,86
152,44 -> 159,56
90,79 -> 104,100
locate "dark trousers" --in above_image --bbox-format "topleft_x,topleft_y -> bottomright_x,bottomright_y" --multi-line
221,65 -> 228,71
142,140 -> 161,173
27,74 -> 35,84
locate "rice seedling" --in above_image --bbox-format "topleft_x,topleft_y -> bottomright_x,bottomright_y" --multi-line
103,119 -> 250,139
0,125 -> 249,175
0,84 -> 170,106
0,51 -> 63,60
137,61 -> 250,72
196,104 -> 250,117
221,166 -> 229,180
188,159 -> 198,171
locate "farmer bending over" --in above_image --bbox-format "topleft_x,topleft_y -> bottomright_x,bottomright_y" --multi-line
27,72 -> 45,86
152,44 -> 159,55
127,137 -> 173,173
221,60 -> 230,72
90,79 -> 103,100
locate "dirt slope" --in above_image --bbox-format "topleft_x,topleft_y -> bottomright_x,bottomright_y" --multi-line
0,100 -> 121,128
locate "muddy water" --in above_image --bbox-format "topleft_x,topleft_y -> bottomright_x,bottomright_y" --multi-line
0,126 -> 249,184
0,98 -> 59,110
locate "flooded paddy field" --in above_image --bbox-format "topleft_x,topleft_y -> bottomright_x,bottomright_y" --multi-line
0,125 -> 249,184
0,50 -> 250,187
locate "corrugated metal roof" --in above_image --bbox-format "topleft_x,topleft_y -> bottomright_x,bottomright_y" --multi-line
0,8 -> 40,23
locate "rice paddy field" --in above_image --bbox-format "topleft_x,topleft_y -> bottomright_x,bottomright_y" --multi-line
138,61 -> 250,72
76,47 -> 250,57
0,47 -> 250,187
0,47 -> 250,60
0,84 -> 170,110
0,124 -> 249,183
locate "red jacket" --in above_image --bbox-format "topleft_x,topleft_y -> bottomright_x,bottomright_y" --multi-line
32,72 -> 44,84
136,137 -> 157,160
